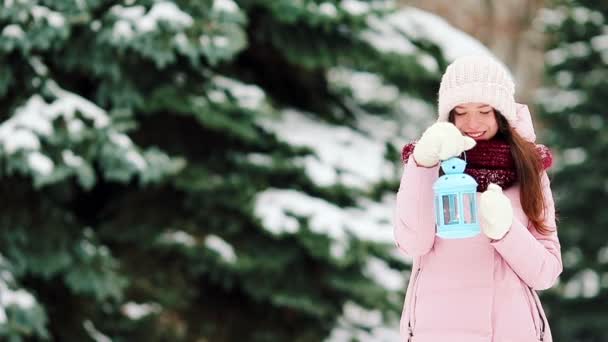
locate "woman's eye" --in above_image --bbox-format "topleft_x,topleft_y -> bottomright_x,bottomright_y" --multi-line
455,112 -> 466,116
480,111 -> 491,114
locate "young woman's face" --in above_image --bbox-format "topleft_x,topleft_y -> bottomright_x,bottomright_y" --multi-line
452,102 -> 499,141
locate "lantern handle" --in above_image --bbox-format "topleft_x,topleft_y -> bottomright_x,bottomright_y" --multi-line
460,151 -> 467,163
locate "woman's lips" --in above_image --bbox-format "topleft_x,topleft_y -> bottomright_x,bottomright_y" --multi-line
466,132 -> 485,138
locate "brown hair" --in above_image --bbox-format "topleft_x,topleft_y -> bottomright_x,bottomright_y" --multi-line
449,110 -> 552,235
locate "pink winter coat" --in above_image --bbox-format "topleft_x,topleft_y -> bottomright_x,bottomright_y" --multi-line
393,104 -> 562,342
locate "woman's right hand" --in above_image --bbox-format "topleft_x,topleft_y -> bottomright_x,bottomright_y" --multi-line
412,122 -> 477,167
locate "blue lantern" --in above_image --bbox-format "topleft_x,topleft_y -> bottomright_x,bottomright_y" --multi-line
432,156 -> 480,239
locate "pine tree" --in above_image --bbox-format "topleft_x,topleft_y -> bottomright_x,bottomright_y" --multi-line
538,1 -> 608,341
0,1 -> 453,340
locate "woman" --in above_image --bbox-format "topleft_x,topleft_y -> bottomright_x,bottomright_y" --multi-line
394,55 -> 562,342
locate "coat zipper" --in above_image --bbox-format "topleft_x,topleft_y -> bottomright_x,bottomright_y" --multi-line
527,286 -> 546,341
407,266 -> 423,342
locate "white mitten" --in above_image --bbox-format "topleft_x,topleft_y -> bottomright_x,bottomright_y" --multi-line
412,122 -> 477,167
479,183 -> 513,240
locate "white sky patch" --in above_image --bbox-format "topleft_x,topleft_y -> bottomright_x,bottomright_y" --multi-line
204,235 -> 237,263
122,302 -> 162,320
255,189 -> 395,258
213,0 -> 239,13
2,24 -> 24,38
212,76 -> 266,110
326,301 -> 401,342
366,7 -> 491,62
260,109 -> 392,188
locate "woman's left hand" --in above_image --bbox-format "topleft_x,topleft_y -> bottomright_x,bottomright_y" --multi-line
479,183 -> 513,240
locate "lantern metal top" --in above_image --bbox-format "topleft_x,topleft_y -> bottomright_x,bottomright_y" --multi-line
440,157 -> 466,174
432,157 -> 478,193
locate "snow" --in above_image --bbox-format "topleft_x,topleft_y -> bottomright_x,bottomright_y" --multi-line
213,76 -> 266,110
125,150 -> 147,170
598,246 -> 608,264
0,129 -> 40,154
363,15 -> 417,55
555,71 -> 574,88
68,119 -> 85,135
122,302 -> 161,320
111,2 -> 193,37
159,230 -> 196,247
545,47 -> 568,66
563,269 -> 600,298
328,68 -> 399,103
113,20 -> 134,39
109,131 -> 132,148
27,151 -> 54,175
571,7 -> 604,26
591,34 -> 608,51
562,147 -> 587,165
365,257 -> 403,291
31,6 -> 66,28
326,301 -> 401,342
0,256 -> 37,316
246,153 -> 273,166
2,24 -> 24,38
326,67 -> 433,144
83,320 -> 112,342
0,262 -> 36,310
364,7 -> 492,63
538,7 -> 567,27
213,0 -> 239,14
47,81 -> 110,128
341,0 -> 369,16
536,88 -> 585,113
260,109 -> 392,188
319,3 -> 338,17
255,189 -> 395,258
204,235 -> 237,263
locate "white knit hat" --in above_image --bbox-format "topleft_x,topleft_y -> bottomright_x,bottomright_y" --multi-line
437,55 -> 516,124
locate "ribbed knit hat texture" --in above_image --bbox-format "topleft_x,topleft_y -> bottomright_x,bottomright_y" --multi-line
437,55 -> 516,124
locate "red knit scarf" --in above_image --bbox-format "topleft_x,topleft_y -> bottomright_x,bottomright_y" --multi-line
401,138 -> 552,192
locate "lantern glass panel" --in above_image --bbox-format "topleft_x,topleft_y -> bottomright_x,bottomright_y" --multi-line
462,193 -> 476,224
442,194 -> 459,225
435,196 -> 441,225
